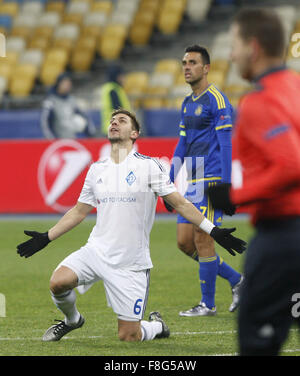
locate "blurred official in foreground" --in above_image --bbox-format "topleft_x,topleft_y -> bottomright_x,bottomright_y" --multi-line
208,8 -> 300,355
210,9 -> 300,355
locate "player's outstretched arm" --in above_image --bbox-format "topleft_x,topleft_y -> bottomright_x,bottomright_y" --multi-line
17,202 -> 94,258
163,192 -> 247,256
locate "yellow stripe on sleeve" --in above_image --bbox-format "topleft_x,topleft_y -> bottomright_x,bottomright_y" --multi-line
209,86 -> 226,109
208,88 -> 221,109
215,124 -> 232,131
187,176 -> 221,183
212,86 -> 226,109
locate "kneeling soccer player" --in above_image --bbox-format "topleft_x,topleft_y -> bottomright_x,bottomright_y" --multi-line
16,109 -> 246,342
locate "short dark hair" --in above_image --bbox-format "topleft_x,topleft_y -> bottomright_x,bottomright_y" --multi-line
111,108 -> 141,133
233,8 -> 285,58
185,45 -> 210,65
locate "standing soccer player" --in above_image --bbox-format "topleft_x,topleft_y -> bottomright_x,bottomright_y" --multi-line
17,109 -> 246,343
208,8 -> 300,355
166,45 -> 243,317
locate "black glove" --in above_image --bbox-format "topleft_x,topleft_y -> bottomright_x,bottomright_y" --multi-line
206,183 -> 236,216
17,231 -> 51,258
163,199 -> 174,213
210,227 -> 246,256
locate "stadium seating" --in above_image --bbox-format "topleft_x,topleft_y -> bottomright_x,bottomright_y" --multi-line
46,1 -> 65,15
38,11 -> 61,28
83,11 -> 107,31
67,0 -> 90,16
19,48 -> 44,68
70,47 -> 94,72
6,35 -> 26,53
0,14 -> 12,31
141,71 -> 175,109
0,28 -> 5,56
186,0 -> 212,21
1,0 -> 295,119
4,50 -> 19,66
168,83 -> 190,109
9,76 -> 35,97
38,46 -> 68,86
123,71 -> 149,97
90,1 -> 112,15
157,0 -> 186,34
154,58 -> 182,76
9,62 -> 38,97
0,60 -> 12,82
44,47 -> 68,68
98,23 -> 127,59
21,1 -> 44,16
10,25 -> 32,40
0,0 -> 190,100
54,23 -> 80,41
129,22 -> 152,46
3,0 -> 300,140
129,2 -> 157,46
0,75 -> 7,100
40,62 -> 64,86
210,32 -> 231,61
28,35 -> 51,51
287,58 -> 300,73
0,2 -> 19,18
275,5 -> 297,45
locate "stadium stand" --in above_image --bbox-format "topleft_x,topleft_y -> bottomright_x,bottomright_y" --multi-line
186,0 -> 212,22
0,0 -> 299,137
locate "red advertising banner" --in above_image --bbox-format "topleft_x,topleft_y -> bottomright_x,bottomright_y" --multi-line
0,138 -> 180,214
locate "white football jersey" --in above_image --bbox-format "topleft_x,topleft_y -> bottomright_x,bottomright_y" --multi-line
78,149 -> 177,270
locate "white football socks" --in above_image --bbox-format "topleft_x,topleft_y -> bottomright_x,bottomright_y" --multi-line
140,320 -> 163,341
51,289 -> 81,326
51,290 -> 163,339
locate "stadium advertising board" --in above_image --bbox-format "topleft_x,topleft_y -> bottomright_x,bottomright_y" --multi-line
0,138 -> 183,214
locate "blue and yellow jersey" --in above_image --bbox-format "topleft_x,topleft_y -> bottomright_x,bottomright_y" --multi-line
178,84 -> 233,183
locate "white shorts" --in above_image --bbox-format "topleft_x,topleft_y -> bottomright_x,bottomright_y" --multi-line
56,245 -> 150,322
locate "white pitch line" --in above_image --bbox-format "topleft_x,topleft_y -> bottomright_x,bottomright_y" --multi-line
0,328 -> 298,341
0,335 -> 104,341
212,349 -> 300,356
173,330 -> 237,335
0,334 -> 299,355
0,330 -> 235,341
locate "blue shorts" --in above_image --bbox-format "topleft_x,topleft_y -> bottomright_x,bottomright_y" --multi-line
177,180 -> 223,226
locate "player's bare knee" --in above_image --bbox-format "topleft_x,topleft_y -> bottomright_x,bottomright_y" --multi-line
50,266 -> 78,295
50,275 -> 71,295
177,239 -> 194,255
50,278 -> 64,295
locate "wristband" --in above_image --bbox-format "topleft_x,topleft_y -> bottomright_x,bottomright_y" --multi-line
199,217 -> 215,234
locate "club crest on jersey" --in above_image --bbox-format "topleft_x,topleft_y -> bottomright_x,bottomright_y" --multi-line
195,105 -> 202,116
126,171 -> 136,186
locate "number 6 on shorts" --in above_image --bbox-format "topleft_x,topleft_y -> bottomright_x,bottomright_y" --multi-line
134,298 -> 143,315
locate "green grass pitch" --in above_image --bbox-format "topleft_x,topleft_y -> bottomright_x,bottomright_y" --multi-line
0,217 -> 299,356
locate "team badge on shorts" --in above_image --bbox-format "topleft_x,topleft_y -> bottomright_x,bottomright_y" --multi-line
126,171 -> 136,186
